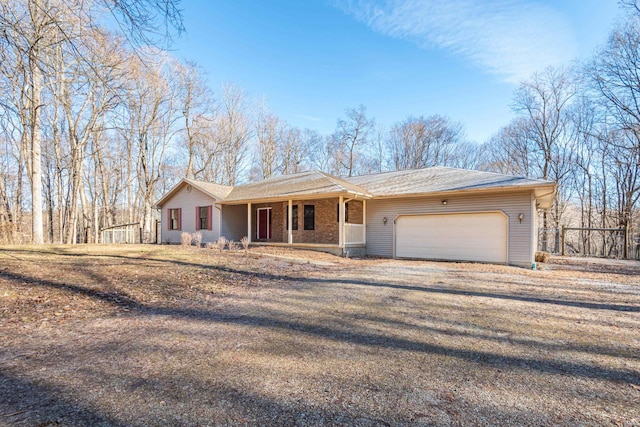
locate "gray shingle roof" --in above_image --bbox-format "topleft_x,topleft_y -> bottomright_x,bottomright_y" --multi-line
156,167 -> 556,208
223,170 -> 371,203
345,167 -> 554,197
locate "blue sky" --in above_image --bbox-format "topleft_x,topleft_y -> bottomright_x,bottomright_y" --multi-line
172,0 -> 621,143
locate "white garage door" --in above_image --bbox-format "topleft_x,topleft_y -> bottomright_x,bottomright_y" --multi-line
395,212 -> 508,263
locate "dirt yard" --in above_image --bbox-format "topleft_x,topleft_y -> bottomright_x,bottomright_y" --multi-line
1,245 -> 639,426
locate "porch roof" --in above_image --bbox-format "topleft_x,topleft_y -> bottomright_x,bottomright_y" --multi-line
221,170 -> 372,204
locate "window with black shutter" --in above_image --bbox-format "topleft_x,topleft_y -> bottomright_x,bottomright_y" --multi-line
286,205 -> 299,230
304,205 -> 314,230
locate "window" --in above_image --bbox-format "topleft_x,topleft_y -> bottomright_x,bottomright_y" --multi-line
336,202 -> 349,223
304,205 -> 315,230
168,208 -> 181,230
285,205 -> 298,230
197,206 -> 211,230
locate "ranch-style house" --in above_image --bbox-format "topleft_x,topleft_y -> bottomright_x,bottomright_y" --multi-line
154,167 -> 556,267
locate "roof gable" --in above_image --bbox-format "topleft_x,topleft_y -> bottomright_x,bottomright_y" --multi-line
154,178 -> 233,208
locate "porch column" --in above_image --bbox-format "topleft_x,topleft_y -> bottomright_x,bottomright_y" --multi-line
338,196 -> 344,248
247,203 -> 252,243
362,199 -> 367,245
287,199 -> 293,244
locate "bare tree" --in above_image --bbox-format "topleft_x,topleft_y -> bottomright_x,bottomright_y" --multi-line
254,99 -> 284,179
589,13 -> 640,254
280,127 -> 313,175
0,0 -> 68,244
175,61 -> 216,179
331,105 -> 374,177
117,50 -> 179,241
0,136 -> 18,243
388,115 -> 464,170
216,83 -> 252,185
99,0 -> 184,47
0,0 -> 183,244
621,0 -> 640,15
448,141 -> 482,170
480,118 -> 534,176
512,66 -> 578,251
57,30 -> 123,243
309,134 -> 335,174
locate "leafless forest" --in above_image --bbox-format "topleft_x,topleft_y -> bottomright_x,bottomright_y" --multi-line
0,0 -> 639,257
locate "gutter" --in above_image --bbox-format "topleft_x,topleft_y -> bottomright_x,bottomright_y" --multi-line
220,190 -> 373,205
367,183 -> 557,200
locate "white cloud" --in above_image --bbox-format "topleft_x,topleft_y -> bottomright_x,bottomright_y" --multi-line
336,0 -> 576,83
294,114 -> 322,122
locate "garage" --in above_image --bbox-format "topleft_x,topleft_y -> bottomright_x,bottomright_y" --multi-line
394,212 -> 508,263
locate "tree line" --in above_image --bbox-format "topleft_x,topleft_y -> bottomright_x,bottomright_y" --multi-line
0,0 -> 638,255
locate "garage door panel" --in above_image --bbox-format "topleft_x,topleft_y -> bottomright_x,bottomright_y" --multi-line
395,212 -> 507,263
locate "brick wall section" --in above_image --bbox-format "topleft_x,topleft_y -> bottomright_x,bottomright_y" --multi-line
291,198 -> 339,244
251,197 -> 364,244
347,200 -> 363,224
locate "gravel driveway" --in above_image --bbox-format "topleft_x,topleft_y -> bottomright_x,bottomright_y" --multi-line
1,245 -> 639,426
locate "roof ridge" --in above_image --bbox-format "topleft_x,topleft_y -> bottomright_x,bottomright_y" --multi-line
344,166 -> 553,183
317,171 -> 373,196
185,178 -> 232,188
232,170 -> 317,188
316,170 -> 348,192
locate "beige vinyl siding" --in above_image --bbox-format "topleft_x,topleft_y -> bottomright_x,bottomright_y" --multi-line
161,186 -> 221,244
220,204 -> 248,241
366,191 -> 535,267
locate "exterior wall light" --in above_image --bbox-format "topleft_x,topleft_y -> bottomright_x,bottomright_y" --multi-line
383,217 -> 388,225
518,213 -> 524,223
441,200 -> 448,205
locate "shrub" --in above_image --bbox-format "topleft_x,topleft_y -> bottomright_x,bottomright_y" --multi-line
192,231 -> 203,247
535,251 -> 550,263
180,232 -> 192,246
240,236 -> 250,251
217,236 -> 228,251
205,242 -> 216,249
227,240 -> 237,251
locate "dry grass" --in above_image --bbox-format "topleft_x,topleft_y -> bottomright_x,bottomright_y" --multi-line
0,245 -> 638,426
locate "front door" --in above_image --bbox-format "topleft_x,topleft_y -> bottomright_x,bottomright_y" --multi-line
257,208 -> 271,239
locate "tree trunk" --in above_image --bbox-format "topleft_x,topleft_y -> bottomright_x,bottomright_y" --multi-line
30,58 -> 44,244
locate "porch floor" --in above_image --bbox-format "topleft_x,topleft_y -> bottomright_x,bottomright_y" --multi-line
249,242 -> 366,257
249,242 -> 343,256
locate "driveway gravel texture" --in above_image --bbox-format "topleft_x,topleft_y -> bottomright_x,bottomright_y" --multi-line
0,245 -> 639,426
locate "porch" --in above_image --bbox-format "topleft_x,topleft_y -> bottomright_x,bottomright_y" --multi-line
220,196 -> 367,255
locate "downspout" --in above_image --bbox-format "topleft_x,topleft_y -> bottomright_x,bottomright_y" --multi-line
214,203 -> 222,240
155,207 -> 162,244
287,199 -> 293,244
